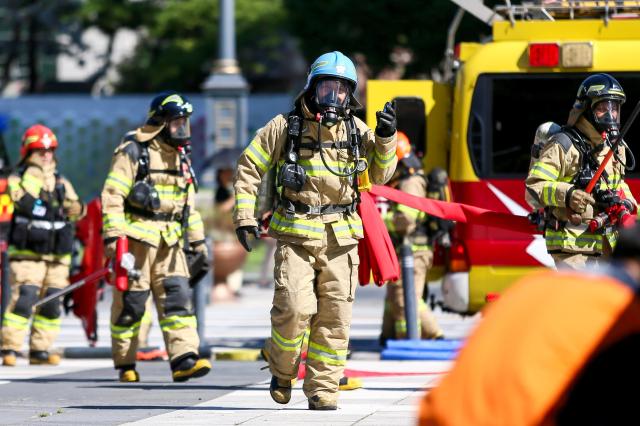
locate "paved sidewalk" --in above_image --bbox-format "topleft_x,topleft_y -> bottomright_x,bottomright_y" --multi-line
1,281 -> 478,425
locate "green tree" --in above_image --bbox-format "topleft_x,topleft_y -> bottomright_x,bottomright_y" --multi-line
72,0 -> 154,87
116,0 -> 289,93
284,0 -> 495,78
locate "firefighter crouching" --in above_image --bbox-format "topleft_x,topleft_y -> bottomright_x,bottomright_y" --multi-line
525,73 -> 637,269
1,125 -> 85,366
233,51 -> 397,410
381,133 -> 446,343
101,92 -> 211,382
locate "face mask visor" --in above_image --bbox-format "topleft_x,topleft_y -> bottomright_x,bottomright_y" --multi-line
167,117 -> 191,144
592,99 -> 621,133
315,79 -> 351,112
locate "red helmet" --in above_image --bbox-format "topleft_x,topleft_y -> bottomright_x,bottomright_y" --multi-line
396,131 -> 412,160
21,124 -> 58,159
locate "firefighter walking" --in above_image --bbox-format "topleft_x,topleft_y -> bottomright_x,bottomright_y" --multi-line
1,125 -> 85,366
234,51 -> 397,410
381,133 -> 446,342
101,92 -> 210,382
526,73 -> 637,269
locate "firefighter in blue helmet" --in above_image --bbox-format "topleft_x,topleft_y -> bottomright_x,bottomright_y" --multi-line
234,51 -> 398,409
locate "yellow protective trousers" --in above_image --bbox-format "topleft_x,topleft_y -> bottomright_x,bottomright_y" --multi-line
384,249 -> 442,339
110,238 -> 199,368
1,260 -> 69,353
264,226 -> 358,402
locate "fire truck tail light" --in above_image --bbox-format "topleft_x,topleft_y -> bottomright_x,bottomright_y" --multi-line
529,43 -> 560,67
449,239 -> 470,273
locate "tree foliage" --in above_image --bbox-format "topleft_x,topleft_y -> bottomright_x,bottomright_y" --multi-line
115,0 -> 289,93
283,0 -> 496,78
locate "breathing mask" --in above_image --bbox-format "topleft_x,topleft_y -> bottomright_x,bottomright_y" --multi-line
162,117 -> 191,147
314,78 -> 351,127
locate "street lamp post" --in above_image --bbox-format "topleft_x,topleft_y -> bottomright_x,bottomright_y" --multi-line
202,0 -> 248,190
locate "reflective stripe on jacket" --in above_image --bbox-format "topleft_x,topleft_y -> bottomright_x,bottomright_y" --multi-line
525,117 -> 637,254
101,130 -> 204,247
233,101 -> 397,245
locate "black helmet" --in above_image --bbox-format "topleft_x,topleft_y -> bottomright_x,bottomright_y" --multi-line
146,91 -> 193,146
146,91 -> 193,126
575,73 -> 626,135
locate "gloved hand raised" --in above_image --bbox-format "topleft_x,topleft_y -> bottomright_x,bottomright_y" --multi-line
375,101 -> 397,138
236,225 -> 260,252
566,187 -> 595,213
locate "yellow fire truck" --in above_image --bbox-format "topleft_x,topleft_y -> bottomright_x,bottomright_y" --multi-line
367,1 -> 640,314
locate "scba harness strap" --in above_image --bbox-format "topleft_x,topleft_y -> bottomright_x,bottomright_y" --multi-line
278,107 -> 363,217
120,134 -> 186,222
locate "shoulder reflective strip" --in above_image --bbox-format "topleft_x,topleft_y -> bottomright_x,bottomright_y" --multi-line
160,315 -> 197,331
235,193 -> 257,209
541,182 -> 559,206
33,315 -> 62,331
397,204 -> 421,218
307,341 -> 347,366
271,328 -> 305,352
245,139 -> 271,172
3,312 -> 29,329
9,177 -> 23,193
270,212 -> 324,238
22,175 -> 42,195
105,172 -> 133,195
111,321 -> 141,339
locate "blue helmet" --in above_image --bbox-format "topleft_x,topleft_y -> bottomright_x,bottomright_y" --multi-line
296,51 -> 361,111
304,51 -> 358,92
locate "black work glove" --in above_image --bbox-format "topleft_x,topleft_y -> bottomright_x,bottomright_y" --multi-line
375,101 -> 397,138
236,225 -> 260,252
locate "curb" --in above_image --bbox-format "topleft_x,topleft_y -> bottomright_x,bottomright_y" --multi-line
60,346 -> 261,361
213,348 -> 262,361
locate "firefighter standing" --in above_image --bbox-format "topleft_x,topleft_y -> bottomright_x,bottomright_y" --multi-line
233,51 -> 397,410
381,133 -> 445,342
526,73 -> 637,269
101,92 -> 210,382
1,125 -> 85,366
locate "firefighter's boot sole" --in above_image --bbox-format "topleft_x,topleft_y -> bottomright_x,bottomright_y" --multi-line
308,395 -> 338,410
29,353 -> 60,366
269,376 -> 293,404
119,369 -> 140,382
338,376 -> 362,391
172,359 -> 211,383
2,353 -> 17,367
